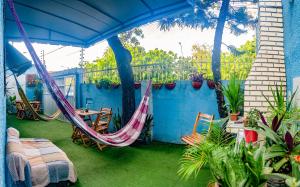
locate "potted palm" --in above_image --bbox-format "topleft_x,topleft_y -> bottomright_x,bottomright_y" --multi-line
244,108 -> 259,143
190,72 -> 204,90
222,75 -> 243,121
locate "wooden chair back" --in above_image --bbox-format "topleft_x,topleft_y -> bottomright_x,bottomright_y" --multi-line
94,108 -> 112,127
192,112 -> 214,135
16,101 -> 25,111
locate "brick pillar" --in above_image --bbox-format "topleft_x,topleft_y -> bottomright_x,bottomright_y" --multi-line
244,0 -> 285,113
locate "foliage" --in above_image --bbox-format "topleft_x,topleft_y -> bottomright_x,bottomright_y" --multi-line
84,38 -> 256,84
222,74 -> 244,113
178,118 -> 234,179
6,95 -> 16,114
190,72 -> 204,82
245,108 -> 260,128
96,77 -> 112,89
159,1 -> 256,34
179,129 -> 272,186
258,112 -> 300,174
139,114 -> 154,144
263,83 -> 297,119
119,28 -> 144,46
112,108 -> 122,132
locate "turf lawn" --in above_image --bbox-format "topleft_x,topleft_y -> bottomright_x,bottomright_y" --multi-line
7,115 -> 211,187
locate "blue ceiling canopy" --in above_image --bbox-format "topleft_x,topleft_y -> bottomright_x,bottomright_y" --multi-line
4,0 -> 192,47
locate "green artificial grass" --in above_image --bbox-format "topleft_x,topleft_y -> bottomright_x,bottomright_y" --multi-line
7,115 -> 211,187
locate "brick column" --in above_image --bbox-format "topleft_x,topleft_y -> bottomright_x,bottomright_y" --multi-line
244,0 -> 285,113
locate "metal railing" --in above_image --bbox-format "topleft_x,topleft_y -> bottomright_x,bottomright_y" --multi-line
83,60 -> 253,83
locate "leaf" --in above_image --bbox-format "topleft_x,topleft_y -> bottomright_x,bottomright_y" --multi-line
285,131 -> 294,152
271,115 -> 279,132
259,112 -> 268,127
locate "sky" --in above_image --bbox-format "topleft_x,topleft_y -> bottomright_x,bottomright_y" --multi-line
11,21 -> 255,72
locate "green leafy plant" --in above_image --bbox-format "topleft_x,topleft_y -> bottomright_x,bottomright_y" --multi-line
245,108 -> 260,128
221,74 -> 243,114
258,113 -> 300,174
112,108 -> 122,131
263,83 -> 297,119
139,114 -> 153,144
178,119 -> 234,179
96,77 -> 112,89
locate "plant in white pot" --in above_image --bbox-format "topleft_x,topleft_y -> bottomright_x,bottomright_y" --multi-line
222,75 -> 243,121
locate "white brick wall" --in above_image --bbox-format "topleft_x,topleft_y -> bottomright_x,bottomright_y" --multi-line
244,0 -> 286,113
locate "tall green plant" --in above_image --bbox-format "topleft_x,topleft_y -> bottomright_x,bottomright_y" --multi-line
222,75 -> 243,114
263,83 -> 298,119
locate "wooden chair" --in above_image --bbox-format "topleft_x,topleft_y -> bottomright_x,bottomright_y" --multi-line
181,112 -> 214,146
76,108 -> 113,148
16,101 -> 26,120
93,108 -> 112,150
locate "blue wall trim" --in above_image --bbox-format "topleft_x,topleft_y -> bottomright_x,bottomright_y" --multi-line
0,0 -> 6,185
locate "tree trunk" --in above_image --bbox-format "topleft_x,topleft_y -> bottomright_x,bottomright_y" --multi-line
107,36 -> 135,125
212,0 -> 230,118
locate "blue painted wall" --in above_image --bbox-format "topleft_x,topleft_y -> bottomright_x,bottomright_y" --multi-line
283,1 -> 300,94
152,81 -> 220,143
80,81 -> 227,144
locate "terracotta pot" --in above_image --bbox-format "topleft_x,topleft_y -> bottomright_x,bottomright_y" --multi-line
230,113 -> 239,121
207,80 -> 215,89
134,82 -> 141,89
165,83 -> 176,90
111,84 -> 120,89
152,83 -> 163,89
192,81 -> 203,89
244,129 -> 258,143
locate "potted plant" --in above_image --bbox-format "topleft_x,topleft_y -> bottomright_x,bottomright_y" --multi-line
138,114 -> 153,144
134,81 -> 141,89
222,75 -> 243,121
244,108 -> 259,143
190,72 -> 204,90
96,78 -> 111,89
164,77 -> 176,90
152,78 -> 163,90
207,79 -> 215,89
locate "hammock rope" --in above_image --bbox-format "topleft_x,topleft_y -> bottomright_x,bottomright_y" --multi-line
13,74 -> 73,121
7,0 -> 151,147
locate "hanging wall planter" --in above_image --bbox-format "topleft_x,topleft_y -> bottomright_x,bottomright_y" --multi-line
111,83 -> 120,89
134,82 -> 141,89
190,72 -> 204,90
207,79 -> 215,89
152,83 -> 163,90
192,81 -> 203,90
165,82 -> 176,90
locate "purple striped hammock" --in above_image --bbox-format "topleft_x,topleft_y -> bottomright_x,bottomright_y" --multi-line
7,0 -> 151,147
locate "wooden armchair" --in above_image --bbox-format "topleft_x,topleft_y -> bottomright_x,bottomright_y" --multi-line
181,112 -> 214,146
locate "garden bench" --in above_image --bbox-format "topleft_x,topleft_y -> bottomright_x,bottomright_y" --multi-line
181,112 -> 214,146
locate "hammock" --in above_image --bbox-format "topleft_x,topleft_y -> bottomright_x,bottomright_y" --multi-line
7,0 -> 151,147
14,75 -> 73,121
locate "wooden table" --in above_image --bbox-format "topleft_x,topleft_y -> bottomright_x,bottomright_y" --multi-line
72,109 -> 101,145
